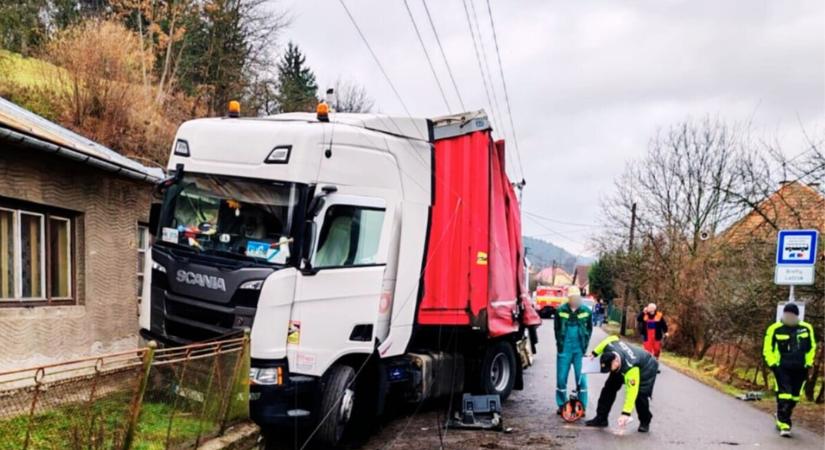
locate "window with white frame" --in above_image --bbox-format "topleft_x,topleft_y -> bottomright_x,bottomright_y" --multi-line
0,202 -> 75,305
137,224 -> 149,302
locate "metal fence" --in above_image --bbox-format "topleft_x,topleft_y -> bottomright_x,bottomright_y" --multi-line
0,334 -> 250,450
607,302 -> 624,325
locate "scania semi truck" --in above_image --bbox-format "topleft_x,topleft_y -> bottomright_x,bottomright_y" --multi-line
139,104 -> 541,446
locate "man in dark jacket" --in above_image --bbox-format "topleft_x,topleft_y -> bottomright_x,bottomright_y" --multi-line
554,295 -> 593,413
763,303 -> 816,437
585,335 -> 659,432
637,303 -> 668,360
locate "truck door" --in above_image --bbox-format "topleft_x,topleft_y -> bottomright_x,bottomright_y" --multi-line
287,195 -> 389,377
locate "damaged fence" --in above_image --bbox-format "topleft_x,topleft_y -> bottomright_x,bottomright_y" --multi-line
0,334 -> 250,450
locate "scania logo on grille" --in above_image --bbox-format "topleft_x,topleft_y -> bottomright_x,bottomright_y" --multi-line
176,270 -> 227,292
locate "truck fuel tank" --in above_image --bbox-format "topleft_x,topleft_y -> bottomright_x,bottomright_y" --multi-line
403,352 -> 465,402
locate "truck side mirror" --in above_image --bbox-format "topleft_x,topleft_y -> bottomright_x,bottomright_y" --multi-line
148,203 -> 161,237
308,196 -> 326,218
301,220 -> 317,273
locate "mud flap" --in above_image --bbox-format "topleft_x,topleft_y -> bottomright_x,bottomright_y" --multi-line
514,362 -> 524,391
516,338 -> 534,369
446,394 -> 503,431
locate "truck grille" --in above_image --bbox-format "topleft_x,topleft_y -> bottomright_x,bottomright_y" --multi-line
154,289 -> 260,343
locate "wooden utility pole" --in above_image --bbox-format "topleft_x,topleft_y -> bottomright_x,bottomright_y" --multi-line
620,202 -> 637,336
551,260 -> 557,285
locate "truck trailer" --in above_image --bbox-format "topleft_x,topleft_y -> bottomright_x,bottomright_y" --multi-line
139,106 -> 541,446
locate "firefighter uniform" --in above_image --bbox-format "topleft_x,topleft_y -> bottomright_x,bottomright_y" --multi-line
554,300 -> 593,410
587,335 -> 659,430
763,304 -> 816,434
637,306 -> 668,359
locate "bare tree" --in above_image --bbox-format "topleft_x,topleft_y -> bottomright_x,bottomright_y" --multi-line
597,116 -> 824,381
332,78 -> 374,113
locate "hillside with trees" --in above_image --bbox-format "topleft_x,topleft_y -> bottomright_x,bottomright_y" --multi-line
524,236 -> 591,273
0,0 -> 372,166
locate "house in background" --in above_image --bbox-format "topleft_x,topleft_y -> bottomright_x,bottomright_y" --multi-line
535,266 -> 574,286
0,97 -> 162,370
723,181 -> 824,243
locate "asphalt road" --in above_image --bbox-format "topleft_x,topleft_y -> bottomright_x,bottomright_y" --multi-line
356,320 -> 824,450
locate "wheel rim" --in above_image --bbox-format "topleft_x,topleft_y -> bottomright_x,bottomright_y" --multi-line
339,387 -> 355,425
490,353 -> 511,392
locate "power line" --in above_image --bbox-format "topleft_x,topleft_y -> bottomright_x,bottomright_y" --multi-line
338,0 -> 413,117
524,213 -> 589,246
523,210 -> 604,228
403,0 -> 453,113
460,0 -> 503,134
464,0 -> 518,178
468,0 -> 504,126
484,0 -> 525,182
421,0 -> 466,111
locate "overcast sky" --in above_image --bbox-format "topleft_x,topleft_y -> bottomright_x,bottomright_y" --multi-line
281,0 -> 825,256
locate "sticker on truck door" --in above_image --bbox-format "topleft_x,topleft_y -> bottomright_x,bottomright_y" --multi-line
296,352 -> 316,370
476,251 -> 488,265
287,320 -> 301,345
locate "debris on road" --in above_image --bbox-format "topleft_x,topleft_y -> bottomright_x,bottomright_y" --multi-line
737,391 -> 764,402
446,394 -> 504,431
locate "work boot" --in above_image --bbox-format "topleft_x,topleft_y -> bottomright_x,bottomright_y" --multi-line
585,417 -> 608,428
556,407 -> 563,416
638,423 -> 650,433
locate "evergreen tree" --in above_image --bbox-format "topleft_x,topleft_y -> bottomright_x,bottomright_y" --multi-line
274,42 -> 318,113
0,1 -> 48,56
589,255 -> 618,301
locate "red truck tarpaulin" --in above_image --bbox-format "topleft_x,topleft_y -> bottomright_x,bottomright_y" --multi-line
418,131 -> 539,334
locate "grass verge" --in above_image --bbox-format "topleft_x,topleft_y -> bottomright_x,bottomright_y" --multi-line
0,391 -> 220,450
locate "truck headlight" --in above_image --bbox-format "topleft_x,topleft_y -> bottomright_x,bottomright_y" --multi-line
239,279 -> 264,290
152,262 -> 167,273
250,367 -> 284,385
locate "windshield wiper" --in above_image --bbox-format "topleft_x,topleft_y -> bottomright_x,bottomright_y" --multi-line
159,240 -> 202,255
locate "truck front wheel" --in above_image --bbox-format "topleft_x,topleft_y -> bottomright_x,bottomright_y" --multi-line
479,341 -> 517,401
316,364 -> 356,447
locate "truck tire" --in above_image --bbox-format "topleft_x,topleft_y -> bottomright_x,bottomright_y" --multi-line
316,364 -> 356,447
479,341 -> 517,401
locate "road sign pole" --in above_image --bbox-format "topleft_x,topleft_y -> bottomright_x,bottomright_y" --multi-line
788,285 -> 795,303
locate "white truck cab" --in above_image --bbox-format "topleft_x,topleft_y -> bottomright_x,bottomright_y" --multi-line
140,107 -> 539,447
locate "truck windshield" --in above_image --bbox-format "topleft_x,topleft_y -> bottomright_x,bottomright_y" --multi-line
157,173 -> 302,265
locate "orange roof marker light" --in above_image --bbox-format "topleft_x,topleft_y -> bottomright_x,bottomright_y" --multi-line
228,100 -> 241,118
316,101 -> 330,122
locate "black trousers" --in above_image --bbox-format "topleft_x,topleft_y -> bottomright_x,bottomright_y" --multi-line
595,372 -> 655,425
774,366 -> 807,429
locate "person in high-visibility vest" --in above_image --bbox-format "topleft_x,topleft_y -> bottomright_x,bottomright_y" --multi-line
554,294 -> 593,414
637,303 -> 668,360
763,303 -> 816,437
585,335 -> 659,432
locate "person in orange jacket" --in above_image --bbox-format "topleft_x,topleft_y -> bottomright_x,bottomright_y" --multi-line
637,303 -> 668,360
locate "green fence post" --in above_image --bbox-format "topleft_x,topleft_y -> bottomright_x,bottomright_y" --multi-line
220,329 -> 250,434
193,343 -> 222,447
122,340 -> 156,450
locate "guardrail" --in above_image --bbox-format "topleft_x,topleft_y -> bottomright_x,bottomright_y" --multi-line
0,333 -> 250,450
